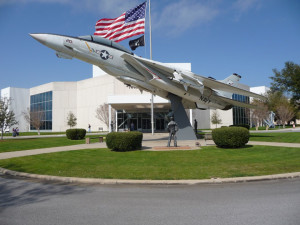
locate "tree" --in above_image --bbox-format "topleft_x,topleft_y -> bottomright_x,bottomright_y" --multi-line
95,103 -> 115,129
0,97 -> 18,139
211,110 -> 222,128
265,91 -> 285,113
251,99 -> 269,130
67,111 -> 77,128
266,91 -> 298,125
276,102 -> 295,128
22,107 -> 45,135
270,61 -> 300,108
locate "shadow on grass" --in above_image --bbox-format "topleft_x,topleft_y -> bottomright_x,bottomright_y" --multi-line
215,145 -> 254,149
250,135 -> 275,138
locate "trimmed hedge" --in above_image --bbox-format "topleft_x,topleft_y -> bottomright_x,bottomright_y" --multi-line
106,131 -> 143,152
66,129 -> 86,140
212,127 -> 249,148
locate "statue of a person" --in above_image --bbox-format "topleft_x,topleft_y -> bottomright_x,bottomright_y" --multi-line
167,117 -> 178,147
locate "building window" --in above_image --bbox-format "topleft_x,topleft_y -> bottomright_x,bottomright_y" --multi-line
30,91 -> 52,130
116,111 -> 169,131
232,94 -> 250,125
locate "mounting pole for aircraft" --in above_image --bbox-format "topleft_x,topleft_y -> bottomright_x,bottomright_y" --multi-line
149,0 -> 154,135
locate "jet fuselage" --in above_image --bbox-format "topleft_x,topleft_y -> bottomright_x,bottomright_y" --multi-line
30,33 -> 261,110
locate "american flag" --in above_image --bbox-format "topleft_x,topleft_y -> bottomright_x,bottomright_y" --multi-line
94,2 -> 146,43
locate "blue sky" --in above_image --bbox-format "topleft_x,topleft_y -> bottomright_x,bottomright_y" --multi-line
0,0 -> 299,91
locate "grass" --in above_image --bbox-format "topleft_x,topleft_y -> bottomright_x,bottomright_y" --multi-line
249,125 -> 299,130
249,132 -> 300,143
0,146 -> 299,180
1,131 -> 106,137
0,135 -> 105,153
1,132 -> 65,136
197,132 -> 300,143
0,132 -> 299,154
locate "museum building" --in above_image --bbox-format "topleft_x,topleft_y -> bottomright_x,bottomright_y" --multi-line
1,64 -> 267,133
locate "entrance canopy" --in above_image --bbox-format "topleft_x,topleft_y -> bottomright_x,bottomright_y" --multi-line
108,95 -> 170,112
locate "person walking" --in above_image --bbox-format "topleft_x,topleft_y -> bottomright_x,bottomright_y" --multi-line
194,119 -> 198,135
130,122 -> 134,131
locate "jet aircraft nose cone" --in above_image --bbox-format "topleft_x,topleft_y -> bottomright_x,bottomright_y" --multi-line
29,33 -> 47,45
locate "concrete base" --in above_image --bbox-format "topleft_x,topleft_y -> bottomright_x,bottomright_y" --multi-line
168,93 -> 197,140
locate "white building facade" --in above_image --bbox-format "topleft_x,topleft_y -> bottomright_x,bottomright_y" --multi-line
0,87 -> 29,132
1,65 -> 264,132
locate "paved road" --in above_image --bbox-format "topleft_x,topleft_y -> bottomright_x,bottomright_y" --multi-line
0,176 -> 299,225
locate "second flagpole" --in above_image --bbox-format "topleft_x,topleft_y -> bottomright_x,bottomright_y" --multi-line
149,0 -> 154,135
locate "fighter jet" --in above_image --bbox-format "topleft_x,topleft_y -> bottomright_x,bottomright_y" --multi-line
30,33 -> 266,111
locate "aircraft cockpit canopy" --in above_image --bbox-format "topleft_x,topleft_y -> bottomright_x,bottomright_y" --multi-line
79,35 -> 132,54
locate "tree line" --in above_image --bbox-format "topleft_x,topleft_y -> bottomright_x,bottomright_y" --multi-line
251,61 -> 300,129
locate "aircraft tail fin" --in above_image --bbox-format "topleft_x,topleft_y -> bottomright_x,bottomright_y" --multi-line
221,73 -> 241,87
218,73 -> 242,99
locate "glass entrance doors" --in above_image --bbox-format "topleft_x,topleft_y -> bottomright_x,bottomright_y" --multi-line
117,111 -> 168,132
141,118 -> 151,130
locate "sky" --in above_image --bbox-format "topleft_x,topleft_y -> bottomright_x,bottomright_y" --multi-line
0,0 -> 299,91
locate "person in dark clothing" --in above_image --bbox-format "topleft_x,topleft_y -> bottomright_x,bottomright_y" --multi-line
130,122 -> 134,131
194,119 -> 198,135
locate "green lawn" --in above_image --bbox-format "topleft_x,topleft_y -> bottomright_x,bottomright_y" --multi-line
1,131 -> 105,137
0,132 -> 299,154
0,146 -> 299,180
0,136 -> 105,153
249,132 -> 300,143
1,132 -> 65,137
249,125 -> 299,130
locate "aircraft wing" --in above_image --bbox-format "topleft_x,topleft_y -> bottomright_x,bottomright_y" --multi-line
186,72 -> 267,100
122,54 -> 177,78
122,53 -> 266,101
217,95 -> 258,109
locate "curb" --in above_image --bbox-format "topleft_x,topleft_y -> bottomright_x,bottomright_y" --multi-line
1,167 -> 300,185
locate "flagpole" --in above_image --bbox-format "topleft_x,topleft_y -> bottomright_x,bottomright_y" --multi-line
149,0 -> 154,135
149,0 -> 152,60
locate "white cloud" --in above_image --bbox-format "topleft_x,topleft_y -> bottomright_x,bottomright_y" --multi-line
232,0 -> 262,20
74,0 -> 140,16
153,0 -> 219,35
0,0 -> 263,36
0,0 -> 140,16
233,0 -> 260,12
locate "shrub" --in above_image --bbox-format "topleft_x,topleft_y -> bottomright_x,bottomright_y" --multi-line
229,124 -> 250,130
66,129 -> 86,140
212,127 -> 249,148
106,131 -> 143,151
